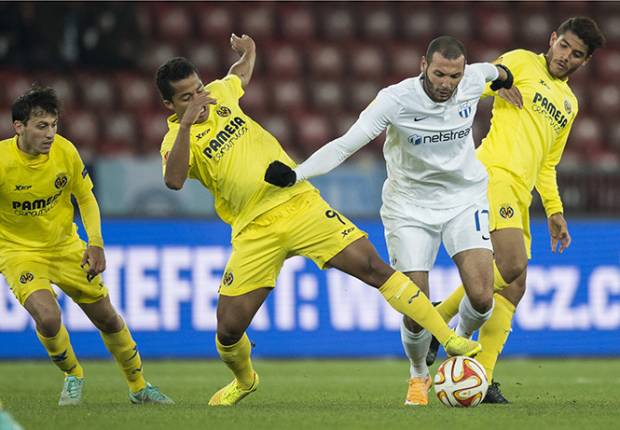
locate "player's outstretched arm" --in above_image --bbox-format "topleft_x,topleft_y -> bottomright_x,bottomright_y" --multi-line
228,33 -> 256,88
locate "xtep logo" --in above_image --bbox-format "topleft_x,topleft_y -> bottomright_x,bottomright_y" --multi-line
14,184 -> 32,191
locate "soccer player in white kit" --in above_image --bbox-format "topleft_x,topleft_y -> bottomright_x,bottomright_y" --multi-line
264,36 -> 515,406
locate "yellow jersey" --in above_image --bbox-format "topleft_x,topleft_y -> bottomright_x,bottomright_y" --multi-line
478,49 -> 578,216
0,134 -> 96,252
160,74 -> 314,237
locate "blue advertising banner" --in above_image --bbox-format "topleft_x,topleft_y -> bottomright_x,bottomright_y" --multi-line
1,219 -> 619,358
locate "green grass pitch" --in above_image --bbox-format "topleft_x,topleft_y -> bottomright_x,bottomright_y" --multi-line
1,359 -> 619,430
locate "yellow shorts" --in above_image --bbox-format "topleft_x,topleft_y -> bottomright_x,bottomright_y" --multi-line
0,239 -> 108,306
219,190 -> 367,296
487,168 -> 533,258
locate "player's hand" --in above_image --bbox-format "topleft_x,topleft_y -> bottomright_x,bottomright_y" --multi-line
548,213 -> 571,253
230,33 -> 255,56
180,91 -> 217,127
265,161 -> 296,187
498,86 -> 523,109
81,245 -> 106,282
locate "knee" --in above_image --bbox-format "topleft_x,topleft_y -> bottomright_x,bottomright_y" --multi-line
468,288 -> 494,313
217,321 -> 244,346
95,311 -> 123,333
36,312 -> 62,337
496,258 -> 528,284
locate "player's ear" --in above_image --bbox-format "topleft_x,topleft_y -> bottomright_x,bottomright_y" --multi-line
13,120 -> 24,135
420,56 -> 428,74
549,31 -> 558,48
163,99 -> 175,112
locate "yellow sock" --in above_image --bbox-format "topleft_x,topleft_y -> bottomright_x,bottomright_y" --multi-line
476,294 -> 515,381
437,285 -> 465,323
379,271 -> 454,344
493,262 -> 509,292
37,324 -> 84,378
216,333 -> 255,389
100,324 -> 146,393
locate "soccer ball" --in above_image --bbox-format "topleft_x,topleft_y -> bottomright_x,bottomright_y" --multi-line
433,356 -> 488,407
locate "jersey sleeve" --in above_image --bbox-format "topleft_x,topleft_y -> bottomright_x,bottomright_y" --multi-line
219,74 -> 245,100
355,89 -> 401,140
481,49 -> 528,98
534,114 -> 577,217
67,140 -> 94,198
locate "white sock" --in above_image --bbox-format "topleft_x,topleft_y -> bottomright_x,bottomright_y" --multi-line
456,295 -> 494,338
400,318 -> 432,378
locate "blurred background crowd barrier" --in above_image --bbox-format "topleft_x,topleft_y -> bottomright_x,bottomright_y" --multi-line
1,1 -> 619,217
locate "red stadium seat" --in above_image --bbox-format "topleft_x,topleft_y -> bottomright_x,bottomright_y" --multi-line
389,45 -> 422,77
5,76 -> 32,106
350,45 -> 386,78
100,112 -> 137,153
47,76 -> 77,110
64,110 -> 100,144
78,74 -> 116,110
141,42 -> 178,75
137,109 -> 169,153
319,7 -> 356,41
154,5 -> 193,41
115,73 -> 155,110
599,15 -> 620,47
519,13 -> 553,46
265,43 -> 303,78
440,10 -> 473,41
294,111 -> 333,155
569,116 -> 604,156
591,83 -> 620,118
196,5 -> 233,38
241,6 -> 275,42
240,78 -> 269,114
606,122 -> 620,154
280,6 -> 316,41
594,50 -> 620,83
308,44 -> 346,78
361,8 -> 396,41
272,79 -> 306,113
349,80 -> 381,112
476,10 -> 513,47
0,109 -> 14,138
399,7 -> 435,41
309,80 -> 345,112
260,113 -> 294,150
187,43 -> 222,77
332,112 -> 358,138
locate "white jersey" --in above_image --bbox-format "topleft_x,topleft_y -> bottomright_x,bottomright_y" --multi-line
294,63 -> 499,210
365,63 -> 498,211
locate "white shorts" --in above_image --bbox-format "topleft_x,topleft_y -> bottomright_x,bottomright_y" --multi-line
381,196 -> 493,272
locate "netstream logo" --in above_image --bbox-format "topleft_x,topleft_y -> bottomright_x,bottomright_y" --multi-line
408,126 -> 472,146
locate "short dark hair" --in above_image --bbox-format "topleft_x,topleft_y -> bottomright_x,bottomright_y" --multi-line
12,86 -> 59,125
557,17 -> 605,57
425,36 -> 466,64
155,57 -> 198,101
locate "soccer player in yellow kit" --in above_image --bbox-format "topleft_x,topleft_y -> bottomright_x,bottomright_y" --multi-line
427,17 -> 605,403
0,87 -> 173,406
156,33 -> 481,407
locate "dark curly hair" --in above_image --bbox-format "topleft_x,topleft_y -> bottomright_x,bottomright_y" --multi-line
155,57 -> 198,101
12,86 -> 59,125
557,17 -> 605,57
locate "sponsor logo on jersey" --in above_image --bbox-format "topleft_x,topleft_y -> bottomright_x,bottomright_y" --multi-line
202,116 -> 248,161
407,126 -> 472,146
532,92 -> 569,131
54,174 -> 68,189
222,271 -> 234,286
564,99 -> 572,115
14,184 -> 32,191
539,79 -> 551,90
216,106 -> 232,117
499,204 -> 514,219
341,227 -> 355,238
458,102 -> 472,118
195,129 -> 211,140
12,190 -> 63,216
19,272 -> 34,284
414,116 -> 427,122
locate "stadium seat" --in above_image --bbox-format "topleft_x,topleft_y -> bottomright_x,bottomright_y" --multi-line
476,10 -> 513,47
309,80 -> 345,113
399,7 -> 435,41
349,80 -> 381,112
0,109 -> 14,138
115,73 -> 155,110
591,83 -> 620,118
187,43 -> 222,77
388,45 -> 422,78
240,78 -> 269,114
141,42 -> 178,75
569,116 -> 604,157
519,13 -> 553,46
272,79 -> 306,113
260,113 -> 294,153
47,75 -> 77,110
593,50 -> 620,82
265,43 -> 303,78
361,7 -> 396,41
100,112 -> 137,154
440,10 -> 473,41
319,7 -> 356,41
5,76 -> 32,106
154,5 -> 193,41
350,45 -> 386,78
64,110 -> 100,144
279,6 -> 316,41
78,74 -> 116,110
241,6 -> 275,42
294,111 -> 333,155
136,109 -> 169,154
308,44 -> 346,77
195,5 -> 233,38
